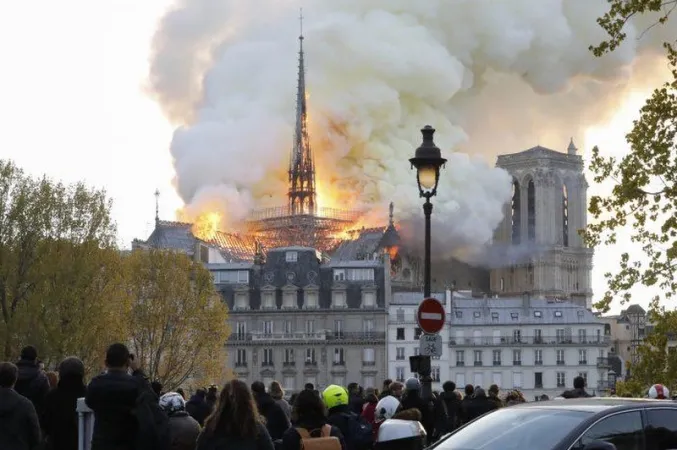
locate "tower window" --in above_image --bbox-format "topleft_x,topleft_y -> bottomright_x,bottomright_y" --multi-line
527,180 -> 535,242
511,179 -> 521,244
562,184 -> 569,247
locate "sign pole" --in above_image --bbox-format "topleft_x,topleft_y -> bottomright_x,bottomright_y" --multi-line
416,297 -> 445,402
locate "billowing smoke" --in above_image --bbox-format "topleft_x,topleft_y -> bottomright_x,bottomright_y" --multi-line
148,0 -> 670,261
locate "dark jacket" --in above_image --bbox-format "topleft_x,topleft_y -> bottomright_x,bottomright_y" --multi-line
327,405 -> 372,450
186,394 -> 211,426
85,369 -> 151,450
14,359 -> 50,421
42,375 -> 86,450
0,387 -> 42,450
439,391 -> 461,432
400,391 -> 434,436
488,394 -> 503,409
431,395 -> 449,440
462,394 -> 498,423
196,422 -> 274,450
562,388 -> 593,398
348,394 -> 364,416
254,391 -> 290,441
280,417 -> 346,450
168,411 -> 201,450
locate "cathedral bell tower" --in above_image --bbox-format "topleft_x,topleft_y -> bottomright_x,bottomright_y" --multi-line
490,139 -> 593,308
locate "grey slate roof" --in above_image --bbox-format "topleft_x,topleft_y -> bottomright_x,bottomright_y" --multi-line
330,227 -> 387,261
450,297 -> 600,325
391,292 -> 447,305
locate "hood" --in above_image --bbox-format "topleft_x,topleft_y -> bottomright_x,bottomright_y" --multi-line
16,359 -> 40,381
0,388 -> 22,416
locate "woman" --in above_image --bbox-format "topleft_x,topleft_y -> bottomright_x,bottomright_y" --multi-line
160,391 -> 201,450
280,389 -> 345,450
360,389 -> 378,426
269,381 -> 292,420
42,357 -> 86,450
197,379 -> 274,450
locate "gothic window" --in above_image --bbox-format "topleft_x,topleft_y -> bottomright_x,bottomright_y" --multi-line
562,184 -> 569,247
527,180 -> 536,242
511,179 -> 521,244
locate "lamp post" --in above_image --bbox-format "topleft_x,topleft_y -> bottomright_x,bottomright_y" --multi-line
409,125 -> 447,298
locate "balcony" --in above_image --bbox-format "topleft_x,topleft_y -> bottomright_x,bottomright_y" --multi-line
326,332 -> 386,341
305,360 -> 318,367
228,332 -> 327,342
579,360 -> 588,365
262,361 -> 274,367
513,361 -> 522,366
332,360 -> 346,367
456,361 -> 465,367
448,335 -> 611,347
363,361 -> 376,366
235,362 -> 247,367
597,357 -> 611,369
493,361 -> 501,366
283,361 -> 295,367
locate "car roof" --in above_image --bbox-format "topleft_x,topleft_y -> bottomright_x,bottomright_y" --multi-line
510,397 -> 677,414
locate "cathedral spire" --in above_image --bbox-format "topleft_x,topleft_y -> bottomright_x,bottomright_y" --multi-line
288,8 -> 316,216
154,189 -> 160,226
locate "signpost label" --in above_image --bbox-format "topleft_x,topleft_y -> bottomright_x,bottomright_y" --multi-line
416,297 -> 446,334
419,333 -> 442,357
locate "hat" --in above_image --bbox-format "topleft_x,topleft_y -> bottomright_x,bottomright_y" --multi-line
160,392 -> 186,415
58,357 -> 85,378
405,377 -> 421,391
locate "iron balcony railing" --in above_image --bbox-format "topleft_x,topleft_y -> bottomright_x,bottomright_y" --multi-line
449,335 -> 611,347
228,331 -> 386,342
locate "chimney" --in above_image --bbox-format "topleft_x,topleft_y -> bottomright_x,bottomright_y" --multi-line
445,289 -> 452,311
522,291 -> 530,309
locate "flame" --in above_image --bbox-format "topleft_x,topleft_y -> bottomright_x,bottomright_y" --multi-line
192,212 -> 222,241
387,245 -> 399,260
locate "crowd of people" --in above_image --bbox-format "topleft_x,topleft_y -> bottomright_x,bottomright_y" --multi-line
0,342 -> 669,450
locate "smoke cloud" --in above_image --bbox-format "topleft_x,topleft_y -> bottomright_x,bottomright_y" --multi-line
148,0 -> 670,261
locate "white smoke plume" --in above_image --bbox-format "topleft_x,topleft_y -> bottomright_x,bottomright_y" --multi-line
148,0 -> 670,261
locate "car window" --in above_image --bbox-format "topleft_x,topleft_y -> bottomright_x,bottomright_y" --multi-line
433,407 -> 591,450
645,408 -> 677,450
575,411 -> 643,450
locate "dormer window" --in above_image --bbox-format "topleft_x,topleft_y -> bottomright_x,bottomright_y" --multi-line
361,289 -> 376,308
285,251 -> 298,262
554,310 -> 563,318
577,310 -> 584,317
282,289 -> 297,309
261,291 -> 275,310
534,311 -> 542,318
455,311 -> 463,318
332,290 -> 347,309
473,311 -> 481,318
491,312 -> 499,322
234,291 -> 249,310
511,312 -> 519,320
303,288 -> 318,309
333,269 -> 345,281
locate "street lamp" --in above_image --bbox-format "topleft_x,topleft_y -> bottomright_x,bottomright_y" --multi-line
409,125 -> 447,297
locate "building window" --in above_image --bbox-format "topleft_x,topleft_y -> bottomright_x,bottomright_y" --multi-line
305,320 -> 314,335
236,322 -> 247,339
282,290 -> 296,309
513,350 -> 522,365
510,312 -> 519,321
305,348 -> 316,363
554,310 -> 563,318
455,311 -> 463,318
527,179 -> 535,241
562,184 -> 569,247
513,330 -> 521,343
334,375 -> 345,387
262,321 -> 273,335
303,289 -> 318,309
414,328 -> 422,340
363,375 -> 375,389
513,371 -> 522,388
534,311 -> 542,318
456,350 -> 465,366
500,277 -> 505,292
285,251 -> 298,262
362,290 -> 376,308
334,320 -> 343,337
556,329 -> 565,343
474,350 -> 482,366
557,372 -> 566,388
218,270 -> 250,284
283,375 -> 295,391
492,350 -> 501,366
556,349 -> 565,365
333,269 -> 345,281
511,179 -> 521,244
236,349 -> 246,366
396,309 -> 405,322
262,291 -> 275,309
473,311 -> 481,318
347,268 -> 375,281
284,349 -> 294,364
363,319 -> 374,336
396,367 -> 405,381
534,372 -> 543,388
333,348 -> 345,365
234,291 -> 249,310
396,328 -> 405,340
534,329 -> 542,343
491,312 -> 499,322
363,348 -> 375,366
331,290 -> 347,309
534,349 -> 543,365
263,348 -> 273,366
396,347 -> 405,360
579,349 -> 587,364
431,366 -> 441,382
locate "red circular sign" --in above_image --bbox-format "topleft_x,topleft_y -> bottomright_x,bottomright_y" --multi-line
417,297 -> 446,334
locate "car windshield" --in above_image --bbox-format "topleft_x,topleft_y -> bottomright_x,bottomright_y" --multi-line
432,407 -> 592,450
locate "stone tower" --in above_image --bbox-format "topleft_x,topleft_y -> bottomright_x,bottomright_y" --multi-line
490,139 -> 594,308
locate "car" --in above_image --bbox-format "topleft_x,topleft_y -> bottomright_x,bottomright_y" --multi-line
428,397 -> 677,450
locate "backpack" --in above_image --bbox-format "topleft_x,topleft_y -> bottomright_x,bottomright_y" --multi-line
341,412 -> 373,450
133,389 -> 171,450
296,425 -> 341,450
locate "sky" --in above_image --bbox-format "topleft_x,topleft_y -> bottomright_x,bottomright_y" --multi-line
0,1 -> 659,315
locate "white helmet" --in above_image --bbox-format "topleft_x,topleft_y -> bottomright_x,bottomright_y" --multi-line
375,395 -> 401,422
648,384 -> 670,399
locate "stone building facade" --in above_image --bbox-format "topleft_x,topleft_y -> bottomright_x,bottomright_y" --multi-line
490,140 -> 594,308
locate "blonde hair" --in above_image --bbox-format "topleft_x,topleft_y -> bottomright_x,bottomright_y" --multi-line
269,380 -> 285,400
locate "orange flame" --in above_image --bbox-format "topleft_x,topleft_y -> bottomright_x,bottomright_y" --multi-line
192,212 -> 221,241
387,245 -> 399,260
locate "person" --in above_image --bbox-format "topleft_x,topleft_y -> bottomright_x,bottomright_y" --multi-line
379,379 -> 393,399
360,388 -> 378,426
460,385 -> 474,424
462,388 -> 497,422
196,379 -> 274,450
304,383 -> 315,391
388,381 -> 404,400
373,396 -> 400,438
14,345 -> 50,421
505,390 -> 526,406
487,385 -> 503,408
186,389 -> 211,426
85,343 -> 157,450
280,388 -> 345,450
0,361 -> 42,450
347,383 -> 364,415
206,385 -> 218,410
561,376 -> 593,398
439,381 -> 461,432
42,357 -> 87,450
323,385 -> 373,450
152,381 -> 164,398
400,378 -> 435,435
648,384 -> 670,399
270,380 -> 292,420
160,392 -> 201,450
251,381 -> 291,441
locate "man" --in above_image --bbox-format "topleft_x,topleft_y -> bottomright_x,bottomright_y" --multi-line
463,388 -> 498,422
251,381 -> 290,440
400,378 -> 435,436
440,381 -> 462,432
379,379 -> 393,399
185,388 -> 211,426
388,381 -> 404,400
562,376 -> 593,398
85,343 -> 155,450
347,382 -> 365,415
14,346 -> 50,420
488,384 -> 503,408
0,362 -> 41,450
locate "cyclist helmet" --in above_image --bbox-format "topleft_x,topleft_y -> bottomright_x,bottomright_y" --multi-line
375,395 -> 401,422
322,384 -> 349,409
648,384 -> 670,399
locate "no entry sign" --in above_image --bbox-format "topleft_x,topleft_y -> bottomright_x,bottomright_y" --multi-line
417,297 -> 446,334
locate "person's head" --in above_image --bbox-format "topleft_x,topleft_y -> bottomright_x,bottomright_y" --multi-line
540,394 -> 550,401
195,388 -> 206,399
365,387 -> 378,404
0,362 -> 18,388
269,380 -> 284,400
382,379 -> 392,391
405,377 -> 420,393
347,382 -> 359,395
20,345 -> 38,362
160,392 -> 186,416
474,388 -> 486,398
489,384 -> 499,396
293,388 -> 327,423
442,381 -> 456,393
58,356 -> 85,389
389,381 -> 404,398
205,379 -> 262,437
105,343 -> 131,370
322,384 -> 349,411
304,382 -> 314,391
151,381 -> 163,397
207,385 -> 218,398
251,381 -> 265,395
464,384 -> 474,397
573,376 -> 586,390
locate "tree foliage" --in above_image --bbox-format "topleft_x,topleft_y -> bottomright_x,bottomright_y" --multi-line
585,0 -> 677,311
125,249 -> 230,391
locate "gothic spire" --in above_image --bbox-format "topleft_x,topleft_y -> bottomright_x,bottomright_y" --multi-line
288,8 -> 316,216
389,201 -> 394,226
154,189 -> 160,225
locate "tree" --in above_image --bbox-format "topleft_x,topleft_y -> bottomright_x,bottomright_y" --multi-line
125,249 -> 230,391
585,1 -> 677,311
0,160 -> 118,359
